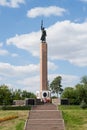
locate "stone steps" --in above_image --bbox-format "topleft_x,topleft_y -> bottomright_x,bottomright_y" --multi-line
25,104 -> 65,130
26,124 -> 64,130
32,104 -> 57,110
27,119 -> 63,124
29,110 -> 62,119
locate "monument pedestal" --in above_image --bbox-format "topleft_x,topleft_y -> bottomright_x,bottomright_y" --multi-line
36,90 -> 51,100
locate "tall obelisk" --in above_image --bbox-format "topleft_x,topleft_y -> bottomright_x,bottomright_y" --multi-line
40,42 -> 48,92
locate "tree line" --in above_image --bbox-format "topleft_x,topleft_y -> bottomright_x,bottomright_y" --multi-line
0,75 -> 87,106
0,85 -> 36,105
50,75 -> 87,105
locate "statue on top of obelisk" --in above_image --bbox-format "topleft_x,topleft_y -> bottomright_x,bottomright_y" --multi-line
40,20 -> 47,43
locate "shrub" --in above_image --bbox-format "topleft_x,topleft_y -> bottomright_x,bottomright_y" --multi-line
2,105 -> 31,110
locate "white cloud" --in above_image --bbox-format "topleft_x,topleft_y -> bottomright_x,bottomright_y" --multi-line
0,42 -> 3,47
48,61 -> 58,71
0,49 -> 9,56
0,0 -> 25,8
0,62 -> 39,77
0,73 -> 80,93
17,76 -> 40,92
27,6 -> 66,18
61,74 -> 80,88
0,44 -> 18,57
48,74 -> 79,88
17,73 -> 79,93
0,42 -> 9,55
6,20 -> 87,67
0,76 -> 3,81
0,61 -> 58,92
11,53 -> 18,57
7,32 -> 40,56
0,62 -> 39,92
47,21 -> 87,67
0,61 -> 56,77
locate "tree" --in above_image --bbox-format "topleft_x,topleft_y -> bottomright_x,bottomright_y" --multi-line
0,84 -> 36,105
61,87 -> 79,105
50,76 -> 62,97
22,90 -> 36,99
81,75 -> 87,85
75,84 -> 84,100
13,89 -> 36,100
79,75 -> 87,103
0,84 -> 13,105
61,80 -> 87,105
13,89 -> 22,100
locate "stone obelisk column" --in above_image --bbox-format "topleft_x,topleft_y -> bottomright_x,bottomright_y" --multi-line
40,42 -> 48,97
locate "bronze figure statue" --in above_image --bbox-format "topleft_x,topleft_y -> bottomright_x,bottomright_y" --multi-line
40,20 -> 47,42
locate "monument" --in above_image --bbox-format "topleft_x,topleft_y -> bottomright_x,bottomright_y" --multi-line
38,20 -> 51,101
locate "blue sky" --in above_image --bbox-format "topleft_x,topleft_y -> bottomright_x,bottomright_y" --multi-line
0,0 -> 87,93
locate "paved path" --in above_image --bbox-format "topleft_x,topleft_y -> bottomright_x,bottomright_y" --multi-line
25,104 -> 65,130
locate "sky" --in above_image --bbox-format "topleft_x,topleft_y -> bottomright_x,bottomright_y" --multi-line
0,0 -> 87,93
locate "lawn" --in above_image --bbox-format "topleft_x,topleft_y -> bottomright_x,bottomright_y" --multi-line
59,105 -> 87,130
1,105 -> 87,130
0,110 -> 29,130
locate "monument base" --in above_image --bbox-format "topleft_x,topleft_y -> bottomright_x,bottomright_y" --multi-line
36,90 -> 51,103
36,91 -> 41,99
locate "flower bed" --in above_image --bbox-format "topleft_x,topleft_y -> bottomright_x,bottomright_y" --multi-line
0,115 -> 18,123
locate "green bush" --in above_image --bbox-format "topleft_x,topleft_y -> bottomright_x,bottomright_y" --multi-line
80,100 -> 87,109
2,105 -> 31,110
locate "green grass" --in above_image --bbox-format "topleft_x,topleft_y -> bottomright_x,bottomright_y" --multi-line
1,106 -> 87,130
59,105 -> 87,130
16,121 -> 25,130
0,110 -> 29,130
